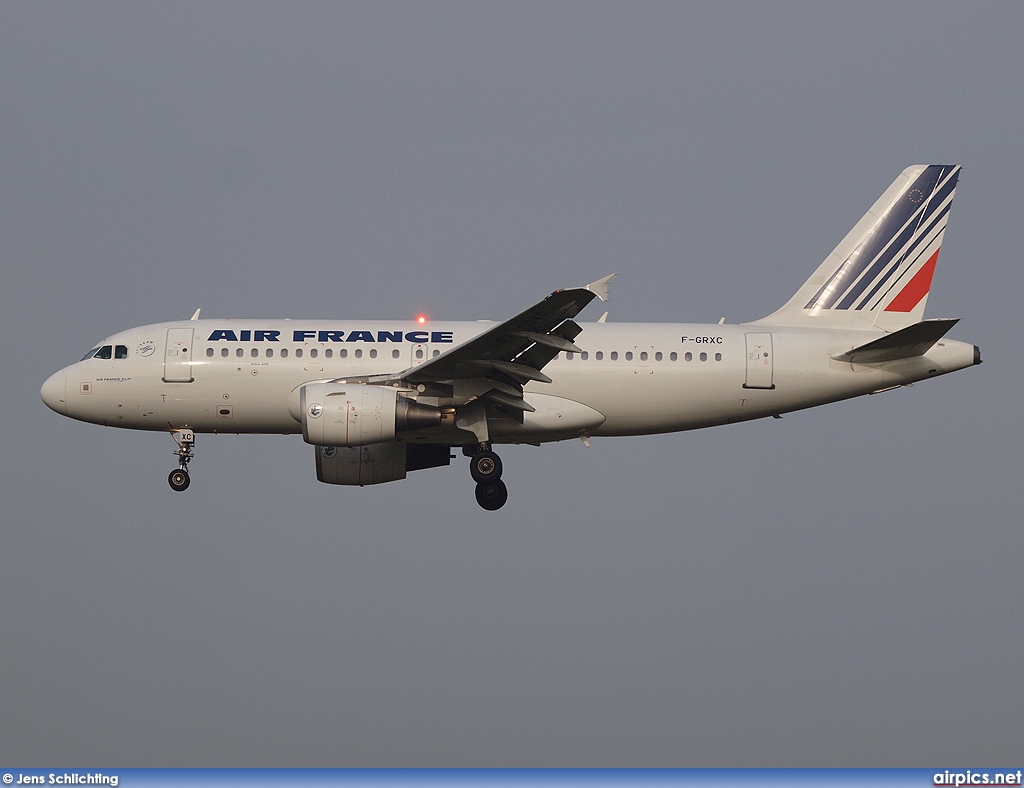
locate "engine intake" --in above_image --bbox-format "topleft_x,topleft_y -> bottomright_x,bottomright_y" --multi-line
300,382 -> 441,447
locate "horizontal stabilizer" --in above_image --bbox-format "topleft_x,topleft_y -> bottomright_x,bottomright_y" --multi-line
831,318 -> 959,363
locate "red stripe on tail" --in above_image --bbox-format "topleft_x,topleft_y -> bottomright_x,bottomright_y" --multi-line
885,248 -> 940,313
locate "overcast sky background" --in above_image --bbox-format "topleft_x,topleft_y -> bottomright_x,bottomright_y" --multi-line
2,1 -> 1022,767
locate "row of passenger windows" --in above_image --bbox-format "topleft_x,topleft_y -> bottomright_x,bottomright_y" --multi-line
200,346 -> 723,362
564,350 -> 722,362
203,347 -> 441,360
82,345 -> 128,360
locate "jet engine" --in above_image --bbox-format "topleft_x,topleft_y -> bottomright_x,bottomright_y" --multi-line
315,443 -> 453,486
300,382 -> 441,447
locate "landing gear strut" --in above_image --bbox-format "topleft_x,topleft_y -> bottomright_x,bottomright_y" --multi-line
468,443 -> 507,510
168,429 -> 195,492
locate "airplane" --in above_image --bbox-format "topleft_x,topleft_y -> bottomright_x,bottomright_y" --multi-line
41,165 -> 980,510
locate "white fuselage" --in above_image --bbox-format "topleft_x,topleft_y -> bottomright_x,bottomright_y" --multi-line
41,318 -> 978,444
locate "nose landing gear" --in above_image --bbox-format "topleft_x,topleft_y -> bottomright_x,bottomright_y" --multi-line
468,444 -> 507,510
168,429 -> 195,492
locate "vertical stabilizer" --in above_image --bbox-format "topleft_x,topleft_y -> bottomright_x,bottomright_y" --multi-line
755,165 -> 961,331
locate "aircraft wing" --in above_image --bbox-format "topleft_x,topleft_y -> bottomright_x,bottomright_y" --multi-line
402,274 -> 616,413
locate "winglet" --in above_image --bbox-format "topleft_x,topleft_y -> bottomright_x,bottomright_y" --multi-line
190,308 -> 202,321
585,274 -> 617,302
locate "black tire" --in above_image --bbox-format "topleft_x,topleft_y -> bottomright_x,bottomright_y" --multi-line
470,450 -> 502,483
168,469 -> 190,492
475,479 -> 508,511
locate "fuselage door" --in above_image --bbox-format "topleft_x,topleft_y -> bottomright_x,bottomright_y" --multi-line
164,328 -> 195,383
743,332 -> 774,390
410,342 -> 434,366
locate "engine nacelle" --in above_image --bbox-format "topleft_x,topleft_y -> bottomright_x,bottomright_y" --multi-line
300,382 -> 441,447
315,442 -> 453,486
316,443 -> 408,485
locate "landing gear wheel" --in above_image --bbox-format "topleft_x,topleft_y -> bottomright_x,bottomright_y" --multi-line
169,429 -> 195,492
475,479 -> 508,511
470,449 -> 502,483
168,469 -> 190,492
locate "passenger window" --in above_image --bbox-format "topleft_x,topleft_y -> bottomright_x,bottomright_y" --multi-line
95,345 -> 112,359
310,349 -> 318,358
685,352 -> 692,361
324,349 -> 332,358
625,351 -> 633,361
670,352 -> 678,361
655,351 -> 663,361
251,348 -> 259,358
371,349 -> 379,359
595,351 -> 603,360
115,345 -> 129,359
206,348 -> 214,358
266,348 -> 274,358
392,349 -> 400,359
296,348 -> 303,358
416,349 -> 424,359
581,352 -> 589,360
355,349 -> 363,359
610,351 -> 618,361
640,352 -> 648,361
280,348 -> 288,358
340,349 -> 347,358
566,352 -> 574,360
221,348 -> 229,358
715,353 -> 722,361
700,352 -> 708,361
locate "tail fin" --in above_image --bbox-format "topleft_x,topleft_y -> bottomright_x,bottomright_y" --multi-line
755,165 -> 961,331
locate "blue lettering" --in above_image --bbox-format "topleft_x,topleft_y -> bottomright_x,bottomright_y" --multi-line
210,327 -> 453,343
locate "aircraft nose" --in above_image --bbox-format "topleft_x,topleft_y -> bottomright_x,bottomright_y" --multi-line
41,369 -> 67,415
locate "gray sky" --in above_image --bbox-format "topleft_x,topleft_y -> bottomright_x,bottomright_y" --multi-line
2,1 -> 1021,767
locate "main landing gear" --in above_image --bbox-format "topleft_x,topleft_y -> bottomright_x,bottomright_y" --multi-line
467,444 -> 507,511
168,429 -> 195,492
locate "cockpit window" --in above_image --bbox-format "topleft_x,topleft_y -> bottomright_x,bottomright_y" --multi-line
81,348 -> 100,361
115,345 -> 128,359
94,345 -> 113,360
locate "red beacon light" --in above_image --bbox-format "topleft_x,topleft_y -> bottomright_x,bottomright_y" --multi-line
416,315 -> 427,324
